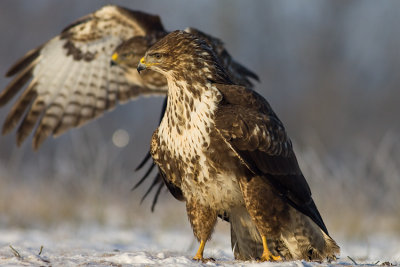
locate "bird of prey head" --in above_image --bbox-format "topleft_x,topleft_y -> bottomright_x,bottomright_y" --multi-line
137,30 -> 232,85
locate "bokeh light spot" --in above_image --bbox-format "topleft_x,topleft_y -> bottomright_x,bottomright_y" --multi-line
112,129 -> 130,148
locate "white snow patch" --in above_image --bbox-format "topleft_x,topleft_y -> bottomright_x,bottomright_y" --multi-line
0,225 -> 399,266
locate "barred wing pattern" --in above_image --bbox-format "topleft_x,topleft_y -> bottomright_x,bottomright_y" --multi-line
1,5 -> 166,149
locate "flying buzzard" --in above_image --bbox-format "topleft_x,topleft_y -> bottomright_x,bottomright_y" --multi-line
137,31 -> 340,261
0,5 -> 257,149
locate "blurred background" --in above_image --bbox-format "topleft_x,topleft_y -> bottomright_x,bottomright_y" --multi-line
0,0 -> 399,244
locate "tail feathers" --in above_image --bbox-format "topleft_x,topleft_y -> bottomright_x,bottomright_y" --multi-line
230,222 -> 262,260
279,212 -> 340,261
322,231 -> 340,261
230,207 -> 263,260
285,230 -> 340,261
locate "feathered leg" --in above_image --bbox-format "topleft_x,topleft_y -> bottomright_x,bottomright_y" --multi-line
239,176 -> 286,261
186,198 -> 217,261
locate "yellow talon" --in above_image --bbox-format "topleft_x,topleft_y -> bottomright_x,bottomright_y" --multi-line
193,240 -> 205,261
260,236 -> 282,261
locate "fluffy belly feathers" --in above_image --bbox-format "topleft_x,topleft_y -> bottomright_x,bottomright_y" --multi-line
157,119 -> 244,212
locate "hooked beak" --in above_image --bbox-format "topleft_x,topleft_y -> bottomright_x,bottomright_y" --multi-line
110,52 -> 119,67
137,57 -> 147,74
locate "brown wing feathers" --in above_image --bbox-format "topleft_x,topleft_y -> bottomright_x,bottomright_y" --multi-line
2,80 -> 38,136
215,84 -> 329,235
0,51 -> 40,107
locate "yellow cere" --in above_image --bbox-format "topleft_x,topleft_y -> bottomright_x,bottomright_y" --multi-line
140,56 -> 160,67
111,53 -> 119,61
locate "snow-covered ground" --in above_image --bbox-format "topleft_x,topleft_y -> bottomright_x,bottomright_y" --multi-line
0,224 -> 399,266
1,134 -> 399,266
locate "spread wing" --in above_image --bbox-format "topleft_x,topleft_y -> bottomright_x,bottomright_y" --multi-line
214,84 -> 329,235
0,5 -> 166,149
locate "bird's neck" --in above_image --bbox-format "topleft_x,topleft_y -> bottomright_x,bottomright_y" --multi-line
161,75 -> 221,134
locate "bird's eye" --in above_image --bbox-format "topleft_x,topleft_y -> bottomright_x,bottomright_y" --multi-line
153,53 -> 162,59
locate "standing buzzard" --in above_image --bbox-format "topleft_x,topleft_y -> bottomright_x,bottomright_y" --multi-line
137,31 -> 340,261
1,5 -> 261,260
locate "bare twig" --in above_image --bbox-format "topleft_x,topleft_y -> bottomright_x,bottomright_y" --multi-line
347,256 -> 358,265
9,245 -> 22,259
38,245 -> 43,256
36,245 -> 51,264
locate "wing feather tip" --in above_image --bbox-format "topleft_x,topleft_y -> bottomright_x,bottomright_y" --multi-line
5,46 -> 42,77
2,122 -> 14,136
16,133 -> 26,148
32,136 -> 45,151
32,126 -> 50,151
